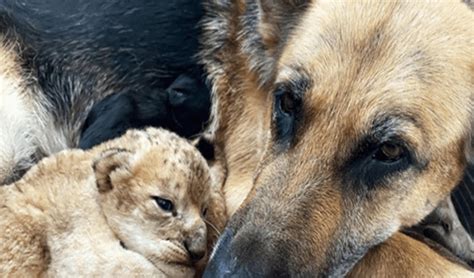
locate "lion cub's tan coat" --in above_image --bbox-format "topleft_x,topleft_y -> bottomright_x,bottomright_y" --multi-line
0,128 -> 224,277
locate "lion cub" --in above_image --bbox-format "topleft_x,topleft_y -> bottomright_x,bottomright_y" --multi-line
0,128 -> 221,277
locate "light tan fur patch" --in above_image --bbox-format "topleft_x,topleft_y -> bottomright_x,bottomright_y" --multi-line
0,128 -> 225,277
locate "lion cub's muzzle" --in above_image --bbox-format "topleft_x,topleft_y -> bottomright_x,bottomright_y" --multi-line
184,225 -> 207,264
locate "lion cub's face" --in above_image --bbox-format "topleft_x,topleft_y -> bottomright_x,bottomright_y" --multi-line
93,130 -> 211,272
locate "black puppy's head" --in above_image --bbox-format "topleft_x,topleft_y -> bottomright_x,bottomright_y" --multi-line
167,67 -> 211,137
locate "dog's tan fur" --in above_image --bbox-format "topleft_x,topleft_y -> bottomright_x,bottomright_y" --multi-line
349,232 -> 471,277
0,128 -> 224,277
202,0 -> 473,276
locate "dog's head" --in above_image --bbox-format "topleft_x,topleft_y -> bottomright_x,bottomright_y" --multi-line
93,129 -> 212,273
204,0 -> 473,276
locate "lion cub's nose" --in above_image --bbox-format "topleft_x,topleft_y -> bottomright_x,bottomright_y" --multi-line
184,236 -> 206,263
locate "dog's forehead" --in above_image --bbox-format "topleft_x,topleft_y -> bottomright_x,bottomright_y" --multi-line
277,1 -> 472,142
279,1 -> 472,84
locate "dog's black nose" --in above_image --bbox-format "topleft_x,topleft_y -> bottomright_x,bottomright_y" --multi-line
204,228 -> 239,277
204,228 -> 290,278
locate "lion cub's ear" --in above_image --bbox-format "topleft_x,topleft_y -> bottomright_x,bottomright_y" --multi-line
93,148 -> 133,193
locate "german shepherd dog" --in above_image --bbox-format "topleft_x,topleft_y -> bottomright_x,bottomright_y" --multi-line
201,0 -> 473,276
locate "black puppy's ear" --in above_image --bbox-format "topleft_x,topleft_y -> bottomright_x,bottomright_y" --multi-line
93,148 -> 133,193
192,135 -> 215,162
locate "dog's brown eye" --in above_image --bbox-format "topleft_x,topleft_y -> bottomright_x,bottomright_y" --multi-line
373,142 -> 404,162
274,85 -> 301,146
346,138 -> 413,189
280,91 -> 296,115
152,196 -> 174,212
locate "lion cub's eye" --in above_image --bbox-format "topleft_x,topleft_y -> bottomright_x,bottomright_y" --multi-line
373,142 -> 405,163
152,196 -> 174,212
202,207 -> 208,217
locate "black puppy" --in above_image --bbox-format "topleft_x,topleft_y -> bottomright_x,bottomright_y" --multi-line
79,68 -> 210,149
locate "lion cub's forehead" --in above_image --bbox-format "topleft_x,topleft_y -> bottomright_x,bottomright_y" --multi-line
136,144 -> 206,174
131,139 -> 211,202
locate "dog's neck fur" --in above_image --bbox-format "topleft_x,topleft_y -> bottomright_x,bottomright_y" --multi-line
201,0 -> 324,217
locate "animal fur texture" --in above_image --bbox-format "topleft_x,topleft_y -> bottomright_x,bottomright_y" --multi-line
0,0 -> 209,185
79,68 -> 210,150
200,0 -> 474,276
0,128 -> 226,277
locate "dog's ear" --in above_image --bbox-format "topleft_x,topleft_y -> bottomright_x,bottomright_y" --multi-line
258,0 -> 310,26
257,0 -> 311,45
238,0 -> 311,86
93,148 -> 133,193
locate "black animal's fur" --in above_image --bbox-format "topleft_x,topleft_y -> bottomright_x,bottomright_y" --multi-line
0,0 -> 210,181
79,67 -> 210,149
0,0 -> 209,147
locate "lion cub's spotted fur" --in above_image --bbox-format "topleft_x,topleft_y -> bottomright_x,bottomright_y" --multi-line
0,128 -> 223,277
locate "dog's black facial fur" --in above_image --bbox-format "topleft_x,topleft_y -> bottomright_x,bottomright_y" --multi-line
341,115 -> 428,192
79,68 -> 210,149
